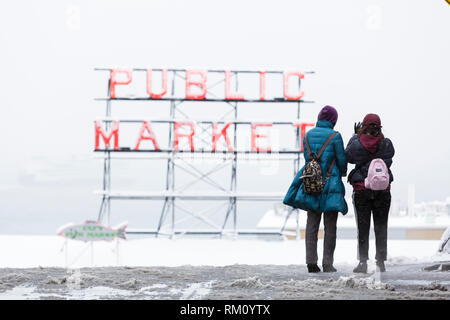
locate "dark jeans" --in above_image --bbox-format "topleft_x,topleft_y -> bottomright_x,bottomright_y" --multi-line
305,210 -> 338,265
353,190 -> 391,262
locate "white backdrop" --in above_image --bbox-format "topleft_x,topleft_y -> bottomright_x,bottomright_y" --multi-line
0,0 -> 449,234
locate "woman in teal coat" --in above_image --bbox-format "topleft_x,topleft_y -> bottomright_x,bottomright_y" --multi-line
283,105 -> 347,273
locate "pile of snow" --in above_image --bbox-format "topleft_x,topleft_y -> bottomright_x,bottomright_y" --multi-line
336,276 -> 395,291
216,275 -> 395,292
419,281 -> 448,292
438,227 -> 450,254
0,273 -> 31,291
175,282 -> 214,299
229,277 -> 271,289
63,269 -> 97,289
0,285 -> 136,300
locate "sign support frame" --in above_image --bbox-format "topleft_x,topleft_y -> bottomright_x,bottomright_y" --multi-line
95,68 -> 313,239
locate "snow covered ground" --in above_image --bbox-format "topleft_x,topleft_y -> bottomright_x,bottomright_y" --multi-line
0,235 -> 447,268
0,235 -> 448,300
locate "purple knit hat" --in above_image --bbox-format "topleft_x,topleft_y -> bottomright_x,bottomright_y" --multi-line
317,105 -> 338,126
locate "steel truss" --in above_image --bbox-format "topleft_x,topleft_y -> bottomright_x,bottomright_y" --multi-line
95,68 -> 313,239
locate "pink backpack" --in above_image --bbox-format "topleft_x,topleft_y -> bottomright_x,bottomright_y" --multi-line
364,158 -> 389,190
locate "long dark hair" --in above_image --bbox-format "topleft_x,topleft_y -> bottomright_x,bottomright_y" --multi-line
357,123 -> 384,139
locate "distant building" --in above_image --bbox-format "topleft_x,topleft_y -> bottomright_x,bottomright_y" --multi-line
257,196 -> 450,240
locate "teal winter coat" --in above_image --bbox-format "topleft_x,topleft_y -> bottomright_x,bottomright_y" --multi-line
283,120 -> 348,214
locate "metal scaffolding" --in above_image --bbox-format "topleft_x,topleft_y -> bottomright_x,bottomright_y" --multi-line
94,68 -> 314,238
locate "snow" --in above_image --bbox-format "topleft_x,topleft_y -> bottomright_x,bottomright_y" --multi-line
0,235 -> 444,269
439,227 -> 450,253
0,285 -> 137,300
0,234 -> 448,300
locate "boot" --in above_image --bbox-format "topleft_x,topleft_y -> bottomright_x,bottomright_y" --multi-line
353,261 -> 368,273
307,264 -> 321,273
376,260 -> 386,272
322,264 -> 337,273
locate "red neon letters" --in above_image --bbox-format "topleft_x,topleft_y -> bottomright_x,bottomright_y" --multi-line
95,121 -> 315,152
134,121 -> 160,150
212,122 -> 233,152
292,122 -> 315,151
108,69 -> 306,101
260,71 -> 266,101
174,121 -> 196,151
251,123 -> 273,152
95,121 -> 120,150
146,69 -> 168,99
185,70 -> 207,100
110,69 -> 132,99
283,71 -> 305,101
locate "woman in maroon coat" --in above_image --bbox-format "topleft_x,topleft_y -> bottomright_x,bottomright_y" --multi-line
345,114 -> 395,273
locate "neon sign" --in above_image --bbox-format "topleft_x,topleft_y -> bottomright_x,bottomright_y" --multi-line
108,68 -> 306,101
94,68 -> 315,153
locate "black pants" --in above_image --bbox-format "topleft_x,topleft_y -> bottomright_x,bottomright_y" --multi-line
305,210 -> 338,265
353,190 -> 391,262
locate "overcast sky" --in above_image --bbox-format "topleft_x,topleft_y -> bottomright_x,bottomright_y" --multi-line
0,0 -> 449,234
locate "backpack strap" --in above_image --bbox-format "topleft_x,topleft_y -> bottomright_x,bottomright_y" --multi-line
321,132 -> 337,183
317,132 -> 337,160
325,158 -> 336,182
304,131 -> 337,161
304,133 -> 313,161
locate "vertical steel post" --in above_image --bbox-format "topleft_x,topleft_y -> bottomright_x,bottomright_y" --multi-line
170,71 -> 176,239
106,78 -> 112,227
294,100 -> 302,240
64,239 -> 68,269
98,78 -> 112,225
295,101 -> 301,174
116,239 -> 119,266
107,151 -> 111,227
232,72 -> 239,238
156,70 -> 177,238
90,241 -> 94,267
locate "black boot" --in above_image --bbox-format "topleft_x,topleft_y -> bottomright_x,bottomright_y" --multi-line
322,264 -> 337,273
353,261 -> 368,273
307,264 -> 321,273
376,260 -> 386,272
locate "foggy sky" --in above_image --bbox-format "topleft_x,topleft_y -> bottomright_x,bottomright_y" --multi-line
0,0 -> 449,234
